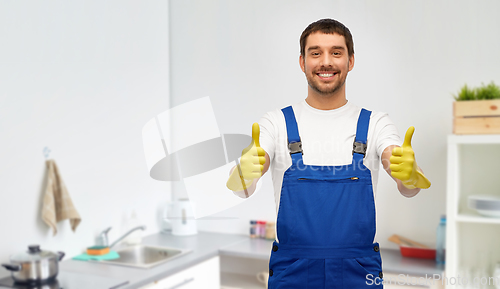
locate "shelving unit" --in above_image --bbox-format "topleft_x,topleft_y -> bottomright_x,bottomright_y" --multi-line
446,134 -> 500,288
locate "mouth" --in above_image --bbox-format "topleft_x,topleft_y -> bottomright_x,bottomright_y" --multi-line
316,71 -> 338,81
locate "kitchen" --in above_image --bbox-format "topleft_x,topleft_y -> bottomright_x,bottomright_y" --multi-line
1,1 -> 500,288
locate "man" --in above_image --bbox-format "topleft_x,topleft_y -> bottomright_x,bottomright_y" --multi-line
226,18 -> 430,289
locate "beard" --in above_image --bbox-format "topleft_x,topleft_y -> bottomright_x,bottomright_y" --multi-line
305,67 -> 348,96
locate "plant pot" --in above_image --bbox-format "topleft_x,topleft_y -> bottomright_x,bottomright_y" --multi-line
453,99 -> 500,134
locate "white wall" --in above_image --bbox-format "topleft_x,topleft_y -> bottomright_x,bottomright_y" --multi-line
1,0 -> 499,265
169,0 -> 500,249
0,1 -> 170,263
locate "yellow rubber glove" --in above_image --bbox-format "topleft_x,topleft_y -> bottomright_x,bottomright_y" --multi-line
226,123 -> 266,191
389,127 -> 431,189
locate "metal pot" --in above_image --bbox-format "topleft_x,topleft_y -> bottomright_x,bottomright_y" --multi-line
1,245 -> 65,284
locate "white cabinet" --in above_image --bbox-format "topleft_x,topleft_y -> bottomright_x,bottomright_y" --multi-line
446,135 -> 500,289
140,256 -> 220,289
219,254 -> 269,289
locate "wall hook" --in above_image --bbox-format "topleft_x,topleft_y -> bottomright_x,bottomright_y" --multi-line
43,147 -> 51,159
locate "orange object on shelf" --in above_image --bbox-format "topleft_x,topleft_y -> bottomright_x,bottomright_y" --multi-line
86,246 -> 110,256
400,245 -> 436,259
388,234 -> 429,248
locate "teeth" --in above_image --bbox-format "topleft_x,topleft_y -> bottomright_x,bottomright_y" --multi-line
318,73 -> 334,77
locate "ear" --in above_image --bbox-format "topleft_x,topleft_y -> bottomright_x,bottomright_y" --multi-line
348,54 -> 355,72
299,54 -> 305,73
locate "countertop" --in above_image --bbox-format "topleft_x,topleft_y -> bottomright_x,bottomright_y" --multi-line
219,237 -> 445,276
60,231 -> 249,289
1,232 -> 444,288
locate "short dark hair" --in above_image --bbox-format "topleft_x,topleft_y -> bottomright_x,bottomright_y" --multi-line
300,19 -> 354,58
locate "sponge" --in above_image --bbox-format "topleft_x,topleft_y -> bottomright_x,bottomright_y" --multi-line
86,246 -> 110,256
73,250 -> 119,261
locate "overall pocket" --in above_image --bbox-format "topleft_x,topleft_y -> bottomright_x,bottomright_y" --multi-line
342,254 -> 384,288
268,253 -> 307,289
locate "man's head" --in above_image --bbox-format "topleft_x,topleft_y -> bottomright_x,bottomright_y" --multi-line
299,19 -> 355,98
300,19 -> 354,59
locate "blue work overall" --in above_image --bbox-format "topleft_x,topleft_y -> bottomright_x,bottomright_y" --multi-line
267,106 -> 384,289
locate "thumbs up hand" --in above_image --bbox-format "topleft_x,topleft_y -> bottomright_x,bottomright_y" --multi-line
239,123 -> 266,180
389,127 -> 431,189
226,123 -> 266,192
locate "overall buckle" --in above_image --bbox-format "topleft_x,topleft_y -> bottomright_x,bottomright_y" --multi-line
353,141 -> 367,157
288,141 -> 303,155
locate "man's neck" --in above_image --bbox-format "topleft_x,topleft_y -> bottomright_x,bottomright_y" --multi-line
305,88 -> 348,110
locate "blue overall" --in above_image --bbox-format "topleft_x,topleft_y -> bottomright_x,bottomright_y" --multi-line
267,106 -> 384,289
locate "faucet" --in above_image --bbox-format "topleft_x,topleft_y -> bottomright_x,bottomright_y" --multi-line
96,227 -> 112,247
96,225 -> 147,248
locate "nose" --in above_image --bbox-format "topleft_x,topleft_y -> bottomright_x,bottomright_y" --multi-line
319,53 -> 334,67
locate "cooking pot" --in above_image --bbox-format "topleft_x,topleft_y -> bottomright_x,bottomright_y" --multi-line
1,245 -> 65,284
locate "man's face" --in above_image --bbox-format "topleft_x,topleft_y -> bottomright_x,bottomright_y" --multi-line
299,32 -> 354,96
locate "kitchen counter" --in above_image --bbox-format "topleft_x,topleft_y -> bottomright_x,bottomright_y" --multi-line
380,248 -> 445,276
219,237 -> 445,276
60,231 -> 248,289
219,237 -> 273,261
18,231 -> 443,289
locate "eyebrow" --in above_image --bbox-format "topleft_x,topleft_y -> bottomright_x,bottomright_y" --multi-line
307,45 -> 346,52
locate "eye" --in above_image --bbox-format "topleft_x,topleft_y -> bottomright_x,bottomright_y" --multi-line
333,51 -> 341,56
311,52 -> 320,56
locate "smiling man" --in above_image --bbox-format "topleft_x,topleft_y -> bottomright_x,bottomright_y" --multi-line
300,29 -> 353,101
226,18 -> 431,288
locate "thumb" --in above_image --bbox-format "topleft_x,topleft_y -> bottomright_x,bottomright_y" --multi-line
403,126 -> 415,148
252,122 -> 261,147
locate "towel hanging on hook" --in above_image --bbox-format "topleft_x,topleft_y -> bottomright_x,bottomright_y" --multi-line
42,159 -> 81,235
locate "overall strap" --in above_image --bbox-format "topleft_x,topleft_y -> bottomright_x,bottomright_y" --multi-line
352,108 -> 372,164
281,106 -> 303,164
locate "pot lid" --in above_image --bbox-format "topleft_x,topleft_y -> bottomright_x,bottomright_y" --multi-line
10,245 -> 58,262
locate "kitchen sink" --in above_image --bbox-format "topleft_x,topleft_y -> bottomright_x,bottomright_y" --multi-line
94,245 -> 192,269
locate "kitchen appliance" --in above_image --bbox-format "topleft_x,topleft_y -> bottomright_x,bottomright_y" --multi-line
468,195 -> 500,217
0,271 -> 128,289
1,245 -> 64,284
0,276 -> 61,289
163,199 -> 198,236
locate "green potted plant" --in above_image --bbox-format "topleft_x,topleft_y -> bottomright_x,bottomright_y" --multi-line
453,82 -> 500,134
